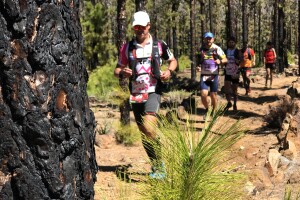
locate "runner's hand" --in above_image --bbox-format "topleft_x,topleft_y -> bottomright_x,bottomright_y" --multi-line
120,68 -> 132,78
160,70 -> 171,81
215,59 -> 221,65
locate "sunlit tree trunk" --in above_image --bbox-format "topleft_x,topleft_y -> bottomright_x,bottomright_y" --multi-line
0,1 -> 97,199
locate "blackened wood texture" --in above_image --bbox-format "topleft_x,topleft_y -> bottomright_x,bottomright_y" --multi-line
0,1 -> 97,199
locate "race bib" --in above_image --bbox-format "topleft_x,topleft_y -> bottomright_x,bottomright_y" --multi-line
201,59 -> 218,74
129,93 -> 149,103
226,62 -> 238,75
131,74 -> 154,94
231,73 -> 240,79
202,75 -> 216,82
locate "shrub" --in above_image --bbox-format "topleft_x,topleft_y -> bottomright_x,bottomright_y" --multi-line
178,55 -> 192,72
87,60 -> 119,101
287,51 -> 295,65
140,105 -> 246,200
115,124 -> 141,146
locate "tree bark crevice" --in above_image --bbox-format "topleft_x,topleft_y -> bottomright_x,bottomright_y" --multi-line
0,1 -> 97,199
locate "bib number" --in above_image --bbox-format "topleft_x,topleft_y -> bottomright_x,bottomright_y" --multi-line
130,93 -> 149,104
202,75 -> 215,82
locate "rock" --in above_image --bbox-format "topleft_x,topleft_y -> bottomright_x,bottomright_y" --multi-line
268,149 -> 281,175
277,114 -> 292,150
278,156 -> 291,170
177,106 -> 187,119
244,181 -> 257,195
285,162 -> 300,184
252,168 -> 274,187
287,78 -> 300,98
287,140 -> 297,160
281,149 -> 294,161
287,168 -> 300,184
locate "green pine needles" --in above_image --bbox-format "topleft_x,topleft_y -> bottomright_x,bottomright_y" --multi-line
140,105 -> 246,200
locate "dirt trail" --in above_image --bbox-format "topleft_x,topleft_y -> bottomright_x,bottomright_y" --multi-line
92,71 -> 299,200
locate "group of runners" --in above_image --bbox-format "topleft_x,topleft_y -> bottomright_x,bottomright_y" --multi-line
114,11 -> 277,179
197,32 -> 277,119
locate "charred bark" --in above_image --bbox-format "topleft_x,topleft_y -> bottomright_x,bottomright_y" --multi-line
0,1 -> 97,199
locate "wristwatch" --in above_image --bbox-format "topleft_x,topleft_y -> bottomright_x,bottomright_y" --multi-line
119,70 -> 124,79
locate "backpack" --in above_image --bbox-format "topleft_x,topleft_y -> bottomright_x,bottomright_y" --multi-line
127,38 -> 164,93
225,48 -> 240,60
264,48 -> 276,63
197,47 -> 219,64
247,48 -> 252,60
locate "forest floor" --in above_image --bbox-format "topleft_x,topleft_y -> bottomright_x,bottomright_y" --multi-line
91,68 -> 300,200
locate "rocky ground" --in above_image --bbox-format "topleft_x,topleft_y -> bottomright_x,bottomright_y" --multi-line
92,68 -> 300,200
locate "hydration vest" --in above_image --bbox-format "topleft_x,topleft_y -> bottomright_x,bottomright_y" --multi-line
198,47 -> 219,75
264,48 -> 276,63
127,38 -> 162,93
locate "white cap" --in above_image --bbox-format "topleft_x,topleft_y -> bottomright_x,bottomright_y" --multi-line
132,11 -> 150,27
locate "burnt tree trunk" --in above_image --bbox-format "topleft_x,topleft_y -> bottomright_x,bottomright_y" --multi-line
0,1 -> 97,199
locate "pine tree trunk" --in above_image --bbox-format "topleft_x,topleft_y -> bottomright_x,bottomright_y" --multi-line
226,0 -> 238,39
117,0 -> 130,126
242,0 -> 248,48
299,0 -> 300,75
273,0 -> 279,70
209,0 -> 213,33
135,0 -> 147,11
258,2 -> 262,64
172,2 -> 179,72
200,0 -> 205,37
0,1 -> 97,199
190,0 -> 196,81
278,0 -> 287,72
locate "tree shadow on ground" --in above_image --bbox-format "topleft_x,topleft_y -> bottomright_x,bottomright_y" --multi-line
98,164 -> 144,182
246,126 -> 280,136
222,109 -> 264,119
238,94 -> 279,104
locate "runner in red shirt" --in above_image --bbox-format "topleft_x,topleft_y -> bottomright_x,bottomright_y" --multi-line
263,41 -> 277,88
